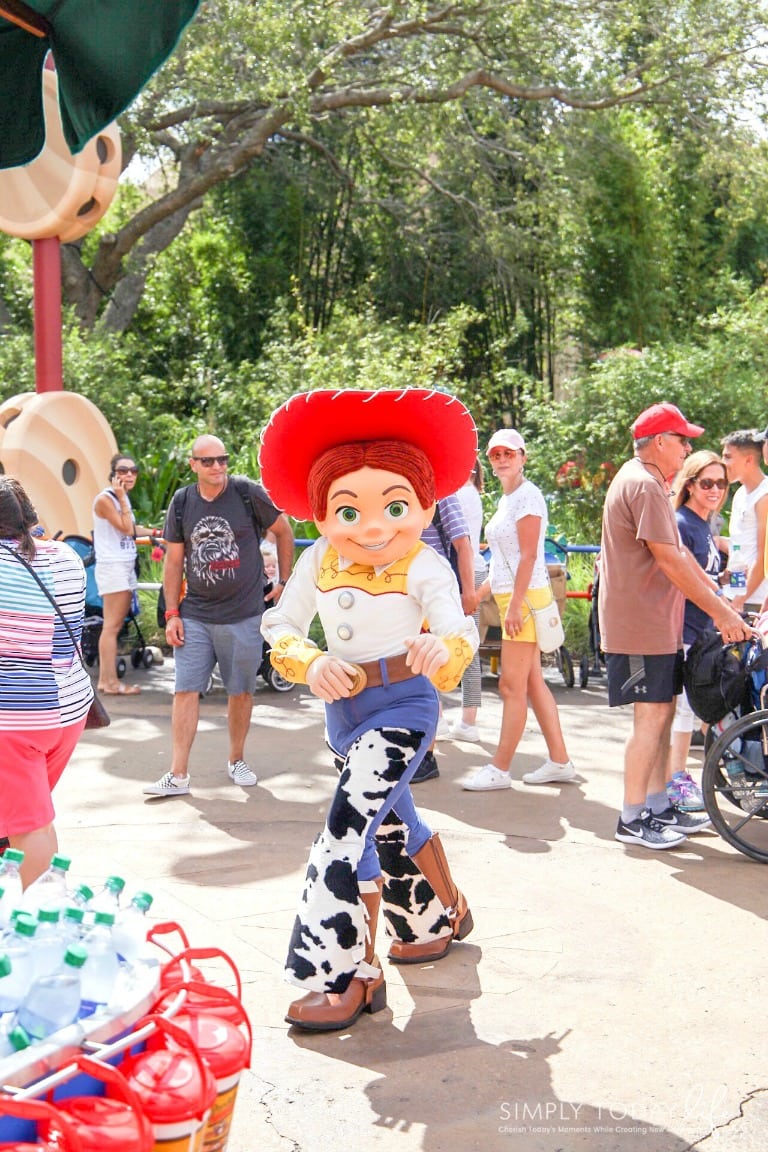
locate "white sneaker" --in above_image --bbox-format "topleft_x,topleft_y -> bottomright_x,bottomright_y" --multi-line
435,717 -> 451,740
463,764 -> 511,791
143,772 -> 190,797
449,720 -> 481,742
228,759 -> 258,786
522,758 -> 576,785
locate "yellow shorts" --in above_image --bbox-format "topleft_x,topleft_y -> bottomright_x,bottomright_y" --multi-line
494,586 -> 555,644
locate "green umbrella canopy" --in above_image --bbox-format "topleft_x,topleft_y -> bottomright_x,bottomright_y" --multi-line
0,0 -> 200,169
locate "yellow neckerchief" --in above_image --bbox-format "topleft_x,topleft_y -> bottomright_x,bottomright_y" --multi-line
317,541 -> 427,596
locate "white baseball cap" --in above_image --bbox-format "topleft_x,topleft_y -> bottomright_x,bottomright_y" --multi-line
487,429 -> 526,455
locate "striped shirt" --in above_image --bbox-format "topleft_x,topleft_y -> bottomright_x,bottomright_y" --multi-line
0,538 -> 93,729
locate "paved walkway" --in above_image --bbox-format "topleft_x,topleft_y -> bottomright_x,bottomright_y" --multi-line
52,655 -> 768,1152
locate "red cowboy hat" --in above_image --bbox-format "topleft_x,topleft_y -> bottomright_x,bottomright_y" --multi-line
258,388 -> 478,520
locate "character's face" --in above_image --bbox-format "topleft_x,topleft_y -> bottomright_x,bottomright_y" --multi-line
316,466 -> 434,567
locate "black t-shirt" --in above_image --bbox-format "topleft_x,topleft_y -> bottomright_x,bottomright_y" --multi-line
163,477 -> 280,624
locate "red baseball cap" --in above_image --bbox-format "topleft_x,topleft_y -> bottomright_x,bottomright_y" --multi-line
258,389 -> 478,521
631,402 -> 704,440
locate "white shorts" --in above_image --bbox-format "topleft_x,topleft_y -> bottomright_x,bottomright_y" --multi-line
95,559 -> 137,597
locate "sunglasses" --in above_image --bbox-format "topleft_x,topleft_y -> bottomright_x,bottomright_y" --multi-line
115,466 -> 138,475
192,455 -> 229,467
693,477 -> 728,490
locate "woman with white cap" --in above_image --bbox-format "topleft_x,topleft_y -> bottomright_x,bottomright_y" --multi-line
463,429 -> 575,791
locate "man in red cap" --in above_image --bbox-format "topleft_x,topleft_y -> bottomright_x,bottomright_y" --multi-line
599,403 -> 751,849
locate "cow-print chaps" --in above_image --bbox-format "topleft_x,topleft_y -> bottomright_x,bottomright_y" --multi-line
285,726 -> 451,994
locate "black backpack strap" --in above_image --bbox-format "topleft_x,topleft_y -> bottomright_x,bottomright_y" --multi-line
233,476 -> 264,539
173,485 -> 190,541
431,501 -> 451,559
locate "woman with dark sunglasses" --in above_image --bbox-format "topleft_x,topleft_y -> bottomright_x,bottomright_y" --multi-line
92,452 -> 155,694
666,450 -> 729,810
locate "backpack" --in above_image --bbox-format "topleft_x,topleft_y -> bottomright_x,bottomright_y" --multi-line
156,477 -> 266,627
431,502 -> 463,593
682,630 -> 768,724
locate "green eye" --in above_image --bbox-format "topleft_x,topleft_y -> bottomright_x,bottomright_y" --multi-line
336,506 -> 359,525
385,500 -> 409,520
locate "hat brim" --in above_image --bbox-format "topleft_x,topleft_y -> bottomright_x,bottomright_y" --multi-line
258,389 -> 478,520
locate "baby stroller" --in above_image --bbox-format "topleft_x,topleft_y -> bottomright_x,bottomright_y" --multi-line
63,535 -> 154,678
259,581 -> 295,692
691,629 -> 768,862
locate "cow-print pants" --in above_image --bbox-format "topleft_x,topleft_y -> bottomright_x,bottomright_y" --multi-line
285,677 -> 451,994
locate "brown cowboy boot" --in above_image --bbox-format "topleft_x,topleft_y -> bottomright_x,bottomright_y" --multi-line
388,833 -> 473,964
285,878 -> 387,1031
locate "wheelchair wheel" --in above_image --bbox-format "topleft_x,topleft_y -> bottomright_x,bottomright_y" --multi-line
116,657 -> 127,679
555,645 -> 575,688
702,708 -> 768,863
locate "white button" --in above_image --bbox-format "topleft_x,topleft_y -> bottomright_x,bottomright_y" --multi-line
337,623 -> 353,641
338,590 -> 355,610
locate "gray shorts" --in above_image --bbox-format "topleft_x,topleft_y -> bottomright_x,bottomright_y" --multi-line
173,615 -> 262,695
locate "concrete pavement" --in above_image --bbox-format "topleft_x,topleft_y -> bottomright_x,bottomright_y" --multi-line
52,655 -> 768,1152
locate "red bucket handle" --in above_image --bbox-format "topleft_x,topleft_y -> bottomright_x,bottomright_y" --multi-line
130,1013 -> 215,1121
145,920 -> 191,957
71,1055 -> 154,1145
159,946 -> 242,1001
0,1094 -> 84,1151
150,980 -> 252,1068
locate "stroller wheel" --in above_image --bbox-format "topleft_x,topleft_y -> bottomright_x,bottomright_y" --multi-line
116,657 -> 127,679
266,664 -> 295,693
142,649 -> 154,669
131,649 -> 143,669
579,656 -> 590,688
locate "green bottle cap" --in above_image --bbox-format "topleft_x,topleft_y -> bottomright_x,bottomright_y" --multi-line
0,953 -> 11,978
37,908 -> 60,923
105,876 -> 125,893
63,906 -> 85,924
74,884 -> 94,903
3,849 -> 24,865
13,917 -> 36,938
50,854 -> 71,871
7,1025 -> 30,1051
93,911 -> 115,927
64,944 -> 87,968
132,892 -> 153,911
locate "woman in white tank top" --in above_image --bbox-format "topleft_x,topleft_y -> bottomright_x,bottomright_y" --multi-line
92,453 -> 154,694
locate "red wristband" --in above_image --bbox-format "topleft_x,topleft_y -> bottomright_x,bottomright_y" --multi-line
164,609 -> 180,621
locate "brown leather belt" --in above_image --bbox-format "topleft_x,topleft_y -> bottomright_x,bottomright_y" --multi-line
348,652 -> 416,695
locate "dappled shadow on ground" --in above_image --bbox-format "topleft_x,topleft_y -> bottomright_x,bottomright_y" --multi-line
285,944 -> 691,1152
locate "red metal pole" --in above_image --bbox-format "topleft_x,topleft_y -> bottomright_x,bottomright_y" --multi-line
32,236 -> 63,392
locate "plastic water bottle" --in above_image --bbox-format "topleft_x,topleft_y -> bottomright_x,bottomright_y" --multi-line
0,849 -> 25,928
21,853 -> 71,914
79,912 -> 119,1016
70,883 -> 94,910
89,875 -> 125,918
15,944 -> 87,1041
29,909 -> 64,978
61,906 -> 85,945
729,542 -> 747,592
112,892 -> 153,965
0,919 -> 36,1014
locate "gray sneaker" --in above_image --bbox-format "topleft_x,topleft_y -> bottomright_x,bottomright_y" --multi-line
652,806 -> 712,835
228,760 -> 258,786
143,772 -> 190,797
615,809 -> 687,849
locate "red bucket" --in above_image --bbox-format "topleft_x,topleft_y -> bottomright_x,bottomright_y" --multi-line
42,1056 -> 154,1151
150,929 -> 243,1026
150,983 -> 251,1152
0,1095 -> 84,1150
119,1014 -> 216,1152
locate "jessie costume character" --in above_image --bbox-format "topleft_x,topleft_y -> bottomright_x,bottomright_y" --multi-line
260,388 -> 479,1032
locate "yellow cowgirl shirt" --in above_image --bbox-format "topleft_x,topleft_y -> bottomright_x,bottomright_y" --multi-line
261,539 -> 478,694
